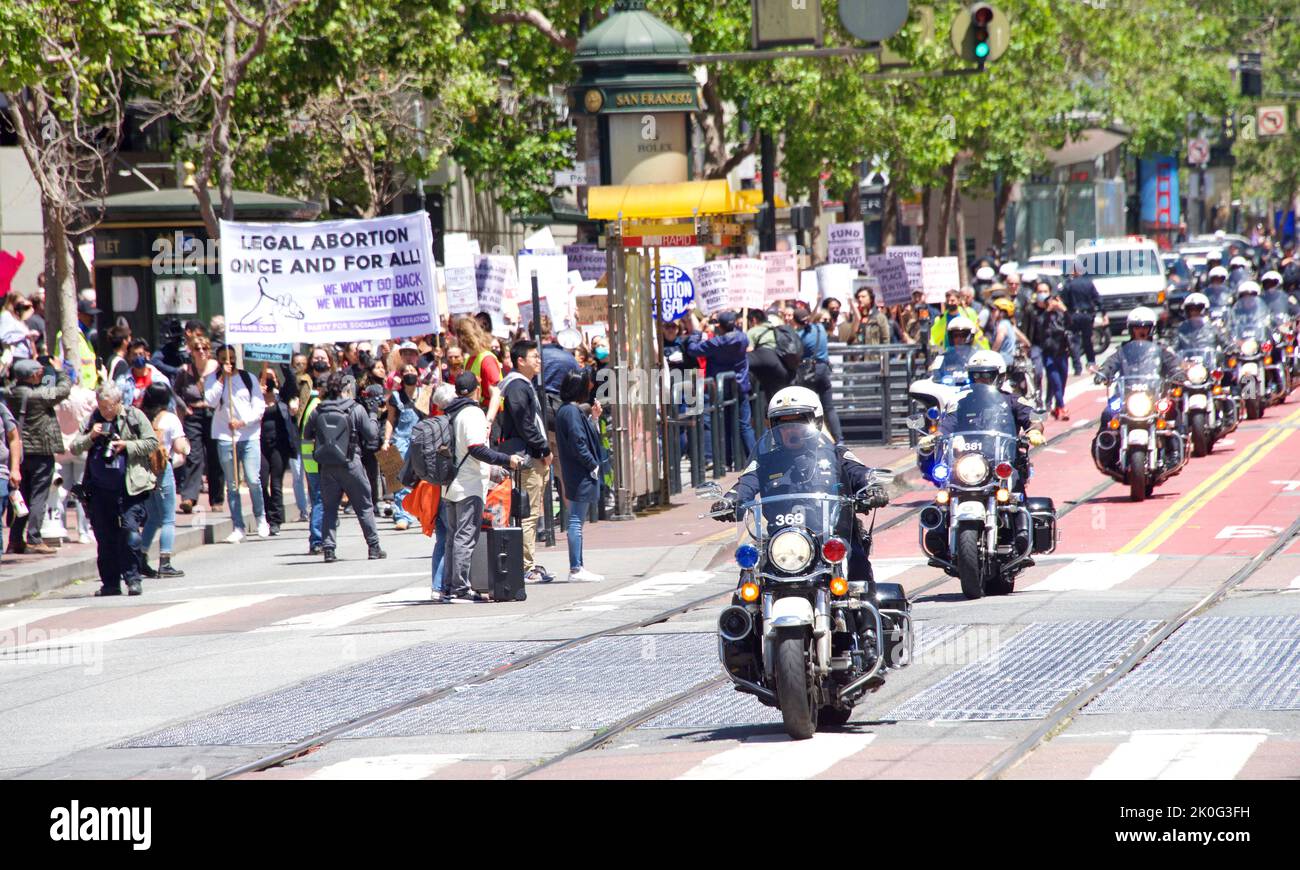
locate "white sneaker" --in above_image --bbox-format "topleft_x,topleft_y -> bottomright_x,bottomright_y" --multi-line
568,568 -> 605,583
80,532 -> 96,545
225,529 -> 245,544
257,519 -> 270,538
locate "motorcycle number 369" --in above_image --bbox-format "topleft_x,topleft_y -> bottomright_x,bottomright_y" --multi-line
773,512 -> 805,526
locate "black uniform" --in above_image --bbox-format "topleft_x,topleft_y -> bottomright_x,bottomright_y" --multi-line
1061,274 -> 1103,371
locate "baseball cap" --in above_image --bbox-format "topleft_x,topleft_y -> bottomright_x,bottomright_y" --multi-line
454,371 -> 478,396
397,340 -> 418,352
77,299 -> 100,316
715,311 -> 737,328
12,359 -> 42,380
792,307 -> 812,325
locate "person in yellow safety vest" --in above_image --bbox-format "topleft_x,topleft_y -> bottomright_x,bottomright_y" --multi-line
54,299 -> 101,389
930,288 -> 990,350
297,388 -> 324,555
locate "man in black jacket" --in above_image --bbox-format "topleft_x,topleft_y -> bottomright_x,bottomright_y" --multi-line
1061,260 -> 1104,375
304,372 -> 385,563
497,340 -> 553,583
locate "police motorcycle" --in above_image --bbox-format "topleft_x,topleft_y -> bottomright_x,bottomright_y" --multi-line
1173,293 -> 1238,458
1091,310 -> 1188,502
1203,266 -> 1234,324
704,390 -> 912,740
912,352 -> 1056,599
1228,282 -> 1286,418
1260,270 -> 1300,381
907,316 -> 978,418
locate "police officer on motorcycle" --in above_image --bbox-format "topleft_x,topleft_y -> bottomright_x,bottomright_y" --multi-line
711,386 -> 890,583
1203,265 -> 1233,316
1174,292 -> 1231,354
928,316 -> 977,373
1091,307 -> 1185,419
1260,270 -> 1299,321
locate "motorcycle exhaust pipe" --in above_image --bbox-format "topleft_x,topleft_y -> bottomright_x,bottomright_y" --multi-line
718,606 -> 754,643
1096,430 -> 1117,452
919,506 -> 946,530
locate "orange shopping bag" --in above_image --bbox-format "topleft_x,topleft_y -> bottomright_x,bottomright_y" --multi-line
483,476 -> 512,528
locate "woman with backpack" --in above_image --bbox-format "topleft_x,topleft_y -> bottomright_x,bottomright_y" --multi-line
139,383 -> 189,578
1031,282 -> 1072,420
383,362 -> 427,531
555,371 -> 606,583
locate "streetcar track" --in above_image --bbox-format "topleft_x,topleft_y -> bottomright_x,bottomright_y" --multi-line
973,512 -> 1300,781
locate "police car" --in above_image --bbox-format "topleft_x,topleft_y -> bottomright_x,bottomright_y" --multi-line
1074,237 -> 1168,333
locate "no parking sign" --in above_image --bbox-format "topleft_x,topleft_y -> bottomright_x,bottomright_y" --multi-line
659,265 -> 695,321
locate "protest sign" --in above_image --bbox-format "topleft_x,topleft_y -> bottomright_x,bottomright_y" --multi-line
867,254 -> 912,305
475,254 -> 516,314
922,256 -> 961,304
518,252 -> 571,326
887,245 -> 924,296
564,244 -> 607,281
815,263 -> 854,307
728,257 -> 766,310
827,222 -> 866,270
799,270 -> 819,306
762,251 -> 798,303
693,260 -> 731,314
658,264 -> 695,321
243,343 -> 294,364
575,289 -> 608,325
219,212 -> 438,345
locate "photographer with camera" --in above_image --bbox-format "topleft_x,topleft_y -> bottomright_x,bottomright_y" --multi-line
69,382 -> 159,596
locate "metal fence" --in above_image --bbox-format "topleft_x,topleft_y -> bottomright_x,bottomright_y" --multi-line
828,343 -> 930,446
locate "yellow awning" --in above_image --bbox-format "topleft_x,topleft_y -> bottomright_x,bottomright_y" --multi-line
736,189 -> 789,209
586,179 -> 756,221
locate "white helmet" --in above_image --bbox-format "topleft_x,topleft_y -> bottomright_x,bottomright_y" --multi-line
1262,270 -> 1283,286
947,315 -> 975,334
1237,280 -> 1261,296
967,349 -> 1007,381
1183,292 -> 1209,310
975,266 -> 996,282
1127,307 -> 1158,330
767,385 -> 823,426
999,262 -> 1018,277
1230,256 -> 1250,269
1208,266 -> 1229,280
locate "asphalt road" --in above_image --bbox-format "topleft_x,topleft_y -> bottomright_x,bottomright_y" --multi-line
2,370 -> 1299,781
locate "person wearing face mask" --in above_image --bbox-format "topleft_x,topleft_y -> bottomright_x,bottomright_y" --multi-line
1173,293 -> 1230,355
929,288 -> 989,349
1031,285 -> 1072,419
284,352 -> 311,523
296,356 -> 332,554
383,364 -> 428,531
121,339 -> 174,408
172,335 -> 222,513
258,370 -> 298,537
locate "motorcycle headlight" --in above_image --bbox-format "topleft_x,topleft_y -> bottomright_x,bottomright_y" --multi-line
953,453 -> 989,486
768,529 -> 814,573
1126,392 -> 1153,417
1241,338 -> 1259,356
1187,363 -> 1208,384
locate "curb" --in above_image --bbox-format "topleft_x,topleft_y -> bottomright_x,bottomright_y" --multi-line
0,514 -> 235,605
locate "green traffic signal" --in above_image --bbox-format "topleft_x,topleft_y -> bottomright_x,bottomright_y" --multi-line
951,3 -> 1009,65
975,41 -> 990,59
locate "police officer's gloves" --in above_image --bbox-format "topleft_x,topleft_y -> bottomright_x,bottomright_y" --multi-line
857,485 -> 890,510
710,499 -> 738,522
916,433 -> 939,455
1026,430 -> 1046,447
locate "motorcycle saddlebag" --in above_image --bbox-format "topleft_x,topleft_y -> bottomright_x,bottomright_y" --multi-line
1025,496 -> 1057,555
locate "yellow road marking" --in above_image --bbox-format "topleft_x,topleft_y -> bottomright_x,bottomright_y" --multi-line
1117,406 -> 1300,554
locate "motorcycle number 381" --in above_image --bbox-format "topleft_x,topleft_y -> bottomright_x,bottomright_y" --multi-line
773,512 -> 805,526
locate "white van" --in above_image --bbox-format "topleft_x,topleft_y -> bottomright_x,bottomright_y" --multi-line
1074,238 -> 1167,331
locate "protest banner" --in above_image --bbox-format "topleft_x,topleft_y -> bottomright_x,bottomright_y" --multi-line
693,260 -> 731,314
762,251 -> 798,303
887,245 -> 924,296
815,263 -> 854,307
867,254 -> 912,305
922,256 -> 961,304
564,244 -> 607,281
827,221 -> 866,270
219,212 -> 438,345
728,257 -> 766,310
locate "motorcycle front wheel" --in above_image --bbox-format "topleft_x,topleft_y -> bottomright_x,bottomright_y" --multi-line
1190,411 -> 1209,457
774,633 -> 817,740
1129,448 -> 1148,502
957,525 -> 984,600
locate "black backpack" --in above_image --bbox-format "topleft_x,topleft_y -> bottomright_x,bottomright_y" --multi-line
312,403 -> 353,466
401,406 -> 466,487
766,324 -> 804,374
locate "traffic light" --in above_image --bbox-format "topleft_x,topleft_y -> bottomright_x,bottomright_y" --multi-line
1222,111 -> 1236,143
950,3 -> 1010,66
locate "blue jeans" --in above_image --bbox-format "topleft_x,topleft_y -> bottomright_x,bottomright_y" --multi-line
306,469 -> 324,547
0,478 -> 7,562
431,511 -> 447,591
290,455 -> 308,515
391,433 -> 416,525
217,439 -> 265,532
142,464 -> 177,555
566,499 -> 590,571
1044,353 -> 1069,412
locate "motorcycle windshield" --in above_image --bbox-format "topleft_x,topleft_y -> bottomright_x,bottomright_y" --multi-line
1205,286 -> 1232,309
939,384 -> 1019,464
934,345 -> 975,384
1113,341 -> 1164,395
1230,300 -> 1269,338
741,423 -> 846,544
1178,346 -> 1218,369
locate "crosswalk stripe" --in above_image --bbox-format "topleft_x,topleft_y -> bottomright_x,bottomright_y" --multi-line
305,754 -> 466,780
0,606 -> 80,637
1027,554 -> 1157,592
254,585 -> 429,631
873,560 -> 924,582
677,732 -> 876,780
1088,730 -> 1268,780
8,595 -> 281,651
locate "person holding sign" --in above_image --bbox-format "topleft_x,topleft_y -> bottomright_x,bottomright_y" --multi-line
791,307 -> 843,444
204,345 -> 269,544
686,310 -> 755,468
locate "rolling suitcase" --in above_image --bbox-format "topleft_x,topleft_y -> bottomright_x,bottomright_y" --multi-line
470,466 -> 527,601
